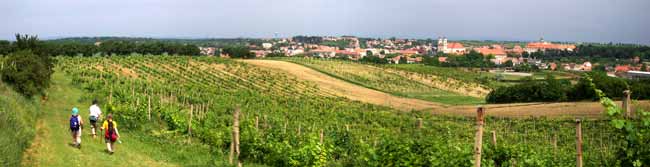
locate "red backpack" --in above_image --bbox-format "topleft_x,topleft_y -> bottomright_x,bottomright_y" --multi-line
105,121 -> 118,142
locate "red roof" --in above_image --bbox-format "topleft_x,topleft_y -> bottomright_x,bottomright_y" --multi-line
526,42 -> 575,50
474,47 -> 506,56
447,42 -> 464,49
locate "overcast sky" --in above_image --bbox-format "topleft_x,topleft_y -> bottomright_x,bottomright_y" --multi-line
2,0 -> 649,44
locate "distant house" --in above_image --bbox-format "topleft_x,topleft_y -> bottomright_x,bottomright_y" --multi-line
199,47 -> 217,56
474,46 -> 507,65
437,37 -> 466,54
627,71 -> 650,79
438,56 -> 448,63
262,43 -> 273,49
582,62 -> 592,71
524,38 -> 576,53
251,50 -> 270,58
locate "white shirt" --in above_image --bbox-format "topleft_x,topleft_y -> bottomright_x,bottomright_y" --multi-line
89,104 -> 102,118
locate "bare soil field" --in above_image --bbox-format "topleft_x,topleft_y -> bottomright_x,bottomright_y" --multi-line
242,59 -> 650,119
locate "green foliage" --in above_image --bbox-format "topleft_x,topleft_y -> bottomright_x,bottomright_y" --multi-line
359,56 -> 388,64
486,74 -> 569,103
513,63 -> 540,72
222,46 -> 255,59
1,34 -> 55,98
440,51 -> 495,68
586,74 -> 650,167
569,72 -> 628,100
265,52 -> 286,57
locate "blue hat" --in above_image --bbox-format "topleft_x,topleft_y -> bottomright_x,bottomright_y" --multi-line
72,107 -> 79,116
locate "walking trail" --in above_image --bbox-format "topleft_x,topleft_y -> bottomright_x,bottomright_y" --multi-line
21,72 -> 177,167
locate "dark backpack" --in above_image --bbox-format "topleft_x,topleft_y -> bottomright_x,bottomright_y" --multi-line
106,121 -> 117,142
70,116 -> 80,131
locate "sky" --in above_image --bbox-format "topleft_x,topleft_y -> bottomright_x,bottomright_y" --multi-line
2,0 -> 649,44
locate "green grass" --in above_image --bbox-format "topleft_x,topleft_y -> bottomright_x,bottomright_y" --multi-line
0,82 -> 39,166
19,71 -> 265,167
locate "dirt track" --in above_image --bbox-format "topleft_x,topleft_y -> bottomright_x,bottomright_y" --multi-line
241,59 -> 650,119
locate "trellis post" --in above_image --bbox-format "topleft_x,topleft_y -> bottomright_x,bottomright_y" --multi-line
229,107 -> 241,165
473,107 -> 485,167
576,119 -> 583,167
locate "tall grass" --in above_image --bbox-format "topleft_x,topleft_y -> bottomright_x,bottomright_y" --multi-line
0,83 -> 39,166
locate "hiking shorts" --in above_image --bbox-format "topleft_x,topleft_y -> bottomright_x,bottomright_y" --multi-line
71,130 -> 81,137
89,116 -> 98,127
105,137 -> 116,143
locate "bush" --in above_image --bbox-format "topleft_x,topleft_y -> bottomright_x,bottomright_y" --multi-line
486,74 -> 569,103
222,46 -> 255,59
1,50 -> 54,98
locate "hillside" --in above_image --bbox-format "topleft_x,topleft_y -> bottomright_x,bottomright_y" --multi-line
283,58 -> 488,105
7,55 -> 649,166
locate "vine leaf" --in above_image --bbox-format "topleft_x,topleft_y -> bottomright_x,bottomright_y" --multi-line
611,119 -> 625,129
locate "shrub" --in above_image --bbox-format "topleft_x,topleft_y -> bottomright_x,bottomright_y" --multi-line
1,50 -> 54,98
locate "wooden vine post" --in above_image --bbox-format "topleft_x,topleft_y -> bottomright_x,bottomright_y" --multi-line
491,131 -> 497,146
623,90 -> 632,118
473,107 -> 485,167
229,107 -> 241,165
416,118 -> 423,129
188,105 -> 193,137
576,119 -> 583,167
147,95 -> 151,120
320,129 -> 324,144
255,116 -> 259,130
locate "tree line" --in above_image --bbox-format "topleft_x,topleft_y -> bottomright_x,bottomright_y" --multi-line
486,72 -> 650,103
1,34 -> 55,98
0,39 -> 200,56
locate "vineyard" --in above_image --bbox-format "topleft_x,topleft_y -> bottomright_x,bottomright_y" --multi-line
281,58 -> 489,105
55,55 -> 643,166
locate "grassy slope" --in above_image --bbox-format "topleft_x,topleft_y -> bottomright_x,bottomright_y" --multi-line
0,82 -> 39,166
19,71 -> 242,167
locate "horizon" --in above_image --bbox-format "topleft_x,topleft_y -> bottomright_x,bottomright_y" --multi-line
3,0 -> 650,44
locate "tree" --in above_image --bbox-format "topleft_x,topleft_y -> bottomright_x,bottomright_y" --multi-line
1,50 -> 53,97
366,50 -> 373,57
504,60 -> 514,67
1,34 -> 55,98
222,46 -> 255,59
0,40 -> 13,55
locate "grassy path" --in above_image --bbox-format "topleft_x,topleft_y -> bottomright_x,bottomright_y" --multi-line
20,72 -> 179,167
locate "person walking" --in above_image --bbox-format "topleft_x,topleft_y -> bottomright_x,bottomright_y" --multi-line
101,114 -> 120,154
69,107 -> 83,149
89,100 -> 102,139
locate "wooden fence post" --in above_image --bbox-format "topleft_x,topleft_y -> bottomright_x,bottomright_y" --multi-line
255,116 -> 259,130
576,119 -> 583,167
474,107 -> 485,167
416,118 -> 423,129
229,107 -> 241,165
623,90 -> 632,118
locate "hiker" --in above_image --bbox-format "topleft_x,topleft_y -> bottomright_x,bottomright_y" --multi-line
69,107 -> 83,149
89,100 -> 102,139
101,114 -> 120,154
